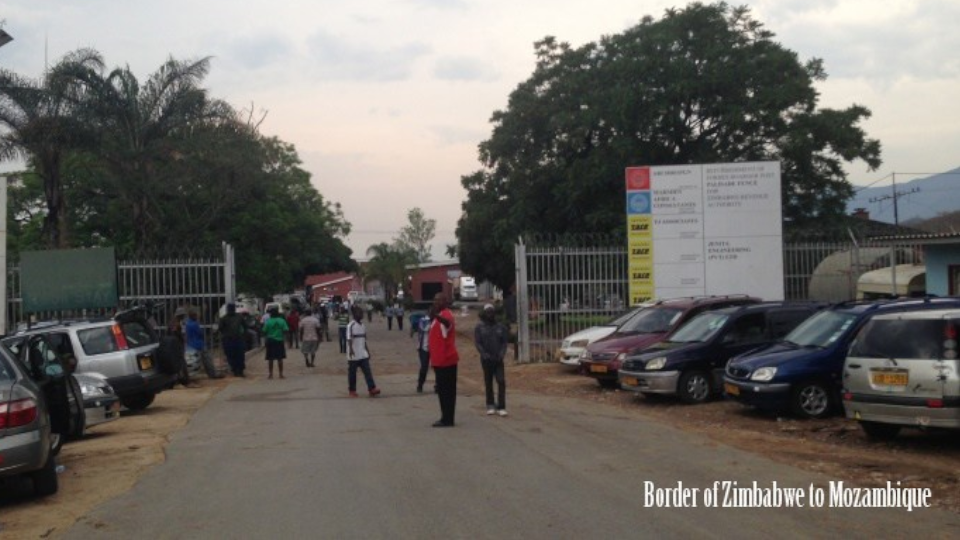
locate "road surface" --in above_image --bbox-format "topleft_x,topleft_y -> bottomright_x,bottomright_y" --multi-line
63,314 -> 960,539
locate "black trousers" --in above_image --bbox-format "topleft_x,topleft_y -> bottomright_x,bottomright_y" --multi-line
417,349 -> 430,389
482,361 -> 506,410
433,364 -> 458,425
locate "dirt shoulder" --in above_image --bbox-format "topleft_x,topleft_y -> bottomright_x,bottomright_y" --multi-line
0,375 -> 234,538
506,361 -> 960,514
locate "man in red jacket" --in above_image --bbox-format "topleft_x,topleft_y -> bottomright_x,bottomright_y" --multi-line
428,293 -> 459,427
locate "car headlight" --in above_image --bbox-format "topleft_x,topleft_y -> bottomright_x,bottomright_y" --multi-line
616,352 -> 626,362
750,367 -> 777,382
570,339 -> 589,349
79,381 -> 112,398
580,350 -> 591,360
646,357 -> 667,370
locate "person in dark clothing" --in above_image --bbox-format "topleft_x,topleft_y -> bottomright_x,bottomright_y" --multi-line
474,303 -> 509,416
411,312 -> 431,393
219,303 -> 248,377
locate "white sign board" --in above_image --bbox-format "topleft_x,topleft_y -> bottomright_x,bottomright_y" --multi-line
626,162 -> 784,303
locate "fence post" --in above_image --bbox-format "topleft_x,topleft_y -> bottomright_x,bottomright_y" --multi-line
515,238 -> 529,363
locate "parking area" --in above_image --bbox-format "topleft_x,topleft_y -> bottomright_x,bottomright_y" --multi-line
508,361 -> 960,514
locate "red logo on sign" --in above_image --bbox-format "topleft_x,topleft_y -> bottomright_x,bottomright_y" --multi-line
625,167 -> 650,191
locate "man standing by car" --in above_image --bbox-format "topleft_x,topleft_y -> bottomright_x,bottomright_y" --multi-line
429,293 -> 459,427
219,303 -> 248,377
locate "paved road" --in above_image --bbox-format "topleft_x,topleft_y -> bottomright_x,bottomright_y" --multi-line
64,315 -> 960,539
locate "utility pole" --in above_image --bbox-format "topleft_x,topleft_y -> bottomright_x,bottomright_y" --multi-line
869,172 -> 921,227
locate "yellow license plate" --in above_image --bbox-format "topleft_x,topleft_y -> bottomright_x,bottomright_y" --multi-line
724,383 -> 740,396
590,364 -> 608,374
622,376 -> 638,386
871,371 -> 908,386
139,356 -> 153,370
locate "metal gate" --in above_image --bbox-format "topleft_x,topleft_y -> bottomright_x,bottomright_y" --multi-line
515,237 -> 921,363
6,243 -> 236,343
515,237 -> 628,363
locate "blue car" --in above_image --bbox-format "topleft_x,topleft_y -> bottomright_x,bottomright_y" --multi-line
724,297 -> 960,418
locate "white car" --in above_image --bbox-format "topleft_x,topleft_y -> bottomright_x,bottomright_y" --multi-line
557,304 -> 651,366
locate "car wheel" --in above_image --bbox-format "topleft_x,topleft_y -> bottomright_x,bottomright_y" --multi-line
677,371 -> 711,404
201,351 -> 221,379
30,453 -> 59,497
860,421 -> 901,441
790,381 -> 834,419
67,375 -> 86,440
121,393 -> 156,411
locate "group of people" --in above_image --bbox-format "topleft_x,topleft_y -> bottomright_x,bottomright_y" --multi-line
410,293 -> 509,426
215,292 -> 511,428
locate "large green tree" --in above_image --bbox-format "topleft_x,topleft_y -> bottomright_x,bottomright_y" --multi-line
396,207 -> 436,263
0,48 -> 104,247
63,55 -> 237,251
457,2 -> 881,288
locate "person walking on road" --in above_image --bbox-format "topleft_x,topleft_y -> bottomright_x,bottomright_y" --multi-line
429,293 -> 459,427
286,309 -> 301,349
474,303 -> 509,416
411,311 -> 431,393
347,305 -> 381,397
385,303 -> 395,330
299,308 -> 322,367
263,307 -> 289,379
395,302 -> 405,331
219,303 -> 248,377
336,307 -> 350,354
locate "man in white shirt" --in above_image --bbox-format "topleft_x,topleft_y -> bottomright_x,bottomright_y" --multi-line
346,305 -> 381,397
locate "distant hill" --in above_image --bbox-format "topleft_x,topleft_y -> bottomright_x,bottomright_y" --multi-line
846,167 -> 960,225
907,209 -> 960,234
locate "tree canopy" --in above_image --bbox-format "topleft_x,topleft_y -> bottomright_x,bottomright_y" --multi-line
456,2 -> 881,289
2,51 -> 355,297
395,207 -> 436,263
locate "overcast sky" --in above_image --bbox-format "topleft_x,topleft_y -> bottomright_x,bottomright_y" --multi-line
3,1 -> 959,259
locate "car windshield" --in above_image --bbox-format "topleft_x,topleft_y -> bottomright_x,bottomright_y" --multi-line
0,352 -> 12,380
850,318 -> 951,360
784,310 -> 859,348
668,312 -> 729,343
606,307 -> 646,328
618,307 -> 683,333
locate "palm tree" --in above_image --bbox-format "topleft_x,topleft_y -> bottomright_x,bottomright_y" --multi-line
0,48 -> 104,247
365,242 -> 418,300
63,56 -> 236,250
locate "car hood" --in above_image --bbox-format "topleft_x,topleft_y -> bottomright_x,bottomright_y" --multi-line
587,332 -> 669,354
728,342 -> 830,369
563,326 -> 617,344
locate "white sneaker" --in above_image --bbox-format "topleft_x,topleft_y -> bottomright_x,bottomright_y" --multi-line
497,409 -> 508,417
486,408 -> 496,415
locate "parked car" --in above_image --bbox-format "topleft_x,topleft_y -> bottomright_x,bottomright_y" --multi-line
724,297 -> 960,419
3,307 -> 177,411
73,372 -> 120,429
0,340 -> 74,497
842,307 -> 960,440
556,304 -> 651,366
619,302 -> 824,403
579,295 -> 761,387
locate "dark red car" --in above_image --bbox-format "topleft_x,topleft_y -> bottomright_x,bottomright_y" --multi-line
579,295 -> 761,387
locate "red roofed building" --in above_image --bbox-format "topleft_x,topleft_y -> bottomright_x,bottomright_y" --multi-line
305,272 -> 362,303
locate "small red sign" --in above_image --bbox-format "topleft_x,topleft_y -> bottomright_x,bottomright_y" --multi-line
625,167 -> 650,191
